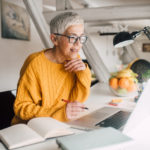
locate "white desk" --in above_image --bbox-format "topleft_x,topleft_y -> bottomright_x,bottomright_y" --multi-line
0,83 -> 139,150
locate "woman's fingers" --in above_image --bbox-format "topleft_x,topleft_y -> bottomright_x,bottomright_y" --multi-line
65,59 -> 81,67
66,101 -> 85,120
64,59 -> 86,72
70,64 -> 85,72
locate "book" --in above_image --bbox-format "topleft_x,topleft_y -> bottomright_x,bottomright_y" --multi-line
0,117 -> 73,149
56,127 -> 133,150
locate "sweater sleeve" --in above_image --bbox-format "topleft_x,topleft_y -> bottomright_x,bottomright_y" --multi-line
69,63 -> 91,103
49,64 -> 91,122
51,105 -> 68,122
14,64 -> 54,121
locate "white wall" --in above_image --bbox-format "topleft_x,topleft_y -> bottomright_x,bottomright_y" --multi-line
0,0 -> 44,92
133,38 -> 150,61
89,33 -> 122,73
89,32 -> 150,74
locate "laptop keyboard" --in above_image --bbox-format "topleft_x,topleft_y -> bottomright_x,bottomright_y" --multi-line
95,111 -> 131,129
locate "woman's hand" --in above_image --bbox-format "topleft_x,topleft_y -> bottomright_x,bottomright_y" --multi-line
64,58 -> 86,72
66,101 -> 85,120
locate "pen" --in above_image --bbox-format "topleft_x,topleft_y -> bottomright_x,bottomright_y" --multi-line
62,99 -> 89,110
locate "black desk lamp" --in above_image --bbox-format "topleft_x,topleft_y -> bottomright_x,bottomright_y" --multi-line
113,26 -> 150,48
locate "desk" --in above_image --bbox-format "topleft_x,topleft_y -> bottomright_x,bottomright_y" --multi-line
0,83 -> 138,150
78,82 -> 136,118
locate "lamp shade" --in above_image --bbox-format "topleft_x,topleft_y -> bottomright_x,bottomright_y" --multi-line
113,31 -> 134,48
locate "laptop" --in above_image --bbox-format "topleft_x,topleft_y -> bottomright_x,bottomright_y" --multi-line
68,106 -> 131,130
68,81 -> 150,131
123,80 -> 150,137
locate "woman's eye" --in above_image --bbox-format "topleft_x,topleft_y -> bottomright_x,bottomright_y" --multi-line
70,36 -> 76,39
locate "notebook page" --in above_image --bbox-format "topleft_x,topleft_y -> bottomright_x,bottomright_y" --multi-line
27,117 -> 73,139
0,124 -> 44,149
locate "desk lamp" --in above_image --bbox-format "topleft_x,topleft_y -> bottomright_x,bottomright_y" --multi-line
113,26 -> 150,48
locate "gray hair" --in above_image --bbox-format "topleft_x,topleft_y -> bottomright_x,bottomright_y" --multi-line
50,12 -> 84,34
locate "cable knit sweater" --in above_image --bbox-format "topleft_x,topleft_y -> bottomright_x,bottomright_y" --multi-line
11,50 -> 91,125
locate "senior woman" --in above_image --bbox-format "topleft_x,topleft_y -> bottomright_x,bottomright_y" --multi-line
11,12 -> 91,125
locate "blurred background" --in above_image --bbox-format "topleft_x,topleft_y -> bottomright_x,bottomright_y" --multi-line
0,0 -> 150,91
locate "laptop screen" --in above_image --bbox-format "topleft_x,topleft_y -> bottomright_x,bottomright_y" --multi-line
123,80 -> 150,141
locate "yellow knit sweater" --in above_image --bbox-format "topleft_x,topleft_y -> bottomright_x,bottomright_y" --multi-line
11,50 -> 91,125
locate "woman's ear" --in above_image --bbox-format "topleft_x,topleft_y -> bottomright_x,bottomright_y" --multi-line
50,34 -> 58,46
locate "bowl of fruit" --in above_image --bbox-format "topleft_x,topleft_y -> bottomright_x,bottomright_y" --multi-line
109,68 -> 138,97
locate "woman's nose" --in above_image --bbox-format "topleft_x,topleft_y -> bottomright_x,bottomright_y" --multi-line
74,38 -> 82,46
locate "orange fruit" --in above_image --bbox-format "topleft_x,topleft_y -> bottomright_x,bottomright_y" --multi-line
127,80 -> 137,92
109,78 -> 118,89
118,78 -> 130,89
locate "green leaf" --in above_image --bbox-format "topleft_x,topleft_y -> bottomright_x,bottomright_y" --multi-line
142,70 -> 150,81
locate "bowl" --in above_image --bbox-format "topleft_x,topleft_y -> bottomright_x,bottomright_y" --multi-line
109,77 -> 139,97
109,68 -> 139,97
109,85 -> 138,97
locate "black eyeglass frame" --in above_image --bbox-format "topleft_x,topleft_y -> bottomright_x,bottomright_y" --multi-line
53,33 -> 88,44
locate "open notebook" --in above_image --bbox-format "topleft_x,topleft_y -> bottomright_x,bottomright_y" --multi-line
0,117 -> 73,149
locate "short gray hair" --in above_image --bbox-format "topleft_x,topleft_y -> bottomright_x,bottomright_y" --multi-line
50,12 -> 84,34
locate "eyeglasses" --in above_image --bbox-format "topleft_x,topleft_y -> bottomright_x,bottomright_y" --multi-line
53,33 -> 88,44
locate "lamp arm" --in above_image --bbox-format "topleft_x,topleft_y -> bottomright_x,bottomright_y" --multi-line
143,26 -> 150,40
132,26 -> 150,40
132,31 -> 142,39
